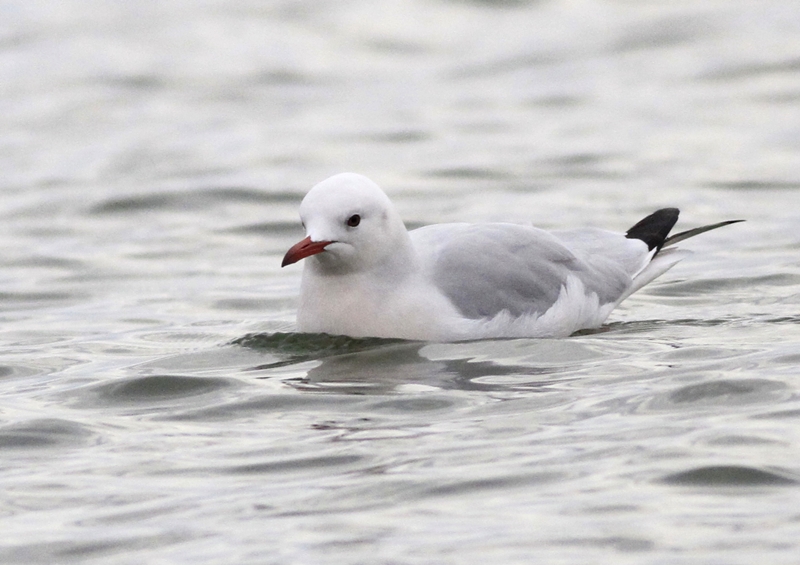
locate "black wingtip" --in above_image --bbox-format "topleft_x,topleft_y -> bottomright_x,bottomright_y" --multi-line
625,208 -> 680,251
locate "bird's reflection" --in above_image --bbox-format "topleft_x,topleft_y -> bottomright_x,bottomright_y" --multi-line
237,332 -> 562,395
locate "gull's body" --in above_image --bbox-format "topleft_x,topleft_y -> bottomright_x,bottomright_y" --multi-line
282,173 -> 740,341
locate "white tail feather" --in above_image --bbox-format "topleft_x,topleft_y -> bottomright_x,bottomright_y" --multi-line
620,247 -> 691,303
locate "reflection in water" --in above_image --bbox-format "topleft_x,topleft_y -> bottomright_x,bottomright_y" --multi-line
237,332 -> 562,394
295,347 -> 561,394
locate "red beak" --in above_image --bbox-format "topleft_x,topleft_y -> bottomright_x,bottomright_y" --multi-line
281,236 -> 334,267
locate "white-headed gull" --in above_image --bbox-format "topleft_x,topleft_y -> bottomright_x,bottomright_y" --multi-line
282,173 -> 741,341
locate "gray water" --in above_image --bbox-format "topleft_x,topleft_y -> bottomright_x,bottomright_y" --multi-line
2,1 -> 800,563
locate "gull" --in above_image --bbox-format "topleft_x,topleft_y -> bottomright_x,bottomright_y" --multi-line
281,173 -> 741,341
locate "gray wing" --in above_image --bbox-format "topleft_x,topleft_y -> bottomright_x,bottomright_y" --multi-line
411,223 -> 632,320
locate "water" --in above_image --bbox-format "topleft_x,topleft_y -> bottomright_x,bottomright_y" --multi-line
2,0 -> 800,563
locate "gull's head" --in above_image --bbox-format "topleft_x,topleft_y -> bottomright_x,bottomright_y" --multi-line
281,173 -> 409,273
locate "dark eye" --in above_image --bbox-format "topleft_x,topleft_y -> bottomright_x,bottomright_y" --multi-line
346,214 -> 361,227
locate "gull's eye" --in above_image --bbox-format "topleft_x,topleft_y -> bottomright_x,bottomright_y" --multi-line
346,214 -> 361,228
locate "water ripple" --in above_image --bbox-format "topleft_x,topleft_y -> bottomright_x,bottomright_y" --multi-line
82,375 -> 234,406
646,379 -> 790,411
662,465 -> 798,486
0,419 -> 94,450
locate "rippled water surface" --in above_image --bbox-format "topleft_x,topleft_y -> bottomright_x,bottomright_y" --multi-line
2,1 -> 800,563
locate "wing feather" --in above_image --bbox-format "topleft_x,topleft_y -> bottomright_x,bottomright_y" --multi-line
411,224 -> 635,320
